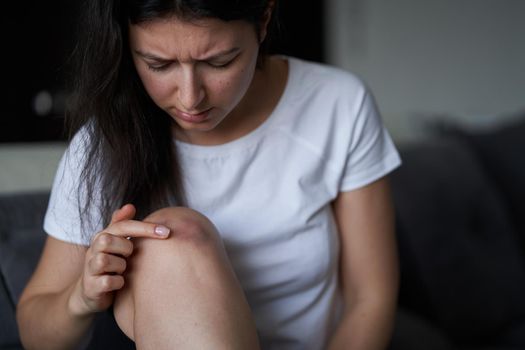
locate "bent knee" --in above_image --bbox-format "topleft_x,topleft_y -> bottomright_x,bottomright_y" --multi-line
144,206 -> 220,245
114,208 -> 233,341
132,207 -> 229,268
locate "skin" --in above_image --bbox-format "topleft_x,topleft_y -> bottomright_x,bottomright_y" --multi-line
130,15 -> 279,146
17,11 -> 398,350
328,178 -> 399,350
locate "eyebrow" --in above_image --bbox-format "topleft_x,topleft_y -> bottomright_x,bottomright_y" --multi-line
133,47 -> 241,62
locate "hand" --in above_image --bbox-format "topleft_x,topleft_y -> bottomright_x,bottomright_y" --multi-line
69,204 -> 171,316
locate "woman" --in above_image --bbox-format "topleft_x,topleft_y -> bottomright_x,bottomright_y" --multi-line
16,0 -> 401,349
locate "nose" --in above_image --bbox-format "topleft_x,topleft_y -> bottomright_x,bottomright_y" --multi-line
177,66 -> 205,111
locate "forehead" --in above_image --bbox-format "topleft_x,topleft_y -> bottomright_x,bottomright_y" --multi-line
128,16 -> 256,60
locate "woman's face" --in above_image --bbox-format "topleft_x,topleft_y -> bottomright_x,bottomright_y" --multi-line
129,16 -> 261,143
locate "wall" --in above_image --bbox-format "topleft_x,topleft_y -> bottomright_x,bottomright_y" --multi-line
0,143 -> 66,194
325,0 -> 525,142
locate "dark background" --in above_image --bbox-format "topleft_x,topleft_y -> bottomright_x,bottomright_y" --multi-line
1,1 -> 324,143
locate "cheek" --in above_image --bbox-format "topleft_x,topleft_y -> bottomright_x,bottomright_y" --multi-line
137,70 -> 174,104
235,66 -> 253,90
211,66 -> 255,105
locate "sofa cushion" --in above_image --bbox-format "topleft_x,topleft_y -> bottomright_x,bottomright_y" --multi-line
389,307 -> 454,350
451,116 -> 525,251
0,228 -> 46,304
0,191 -> 49,349
0,278 -> 20,349
0,192 -> 49,304
391,138 -> 525,345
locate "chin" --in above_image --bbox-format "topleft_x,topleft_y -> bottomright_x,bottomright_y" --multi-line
174,119 -> 220,134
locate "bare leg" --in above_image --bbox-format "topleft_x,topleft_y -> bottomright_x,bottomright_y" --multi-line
113,207 -> 260,349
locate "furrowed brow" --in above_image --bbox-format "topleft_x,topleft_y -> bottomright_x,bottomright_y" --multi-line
134,47 -> 240,63
134,50 -> 172,62
201,47 -> 240,61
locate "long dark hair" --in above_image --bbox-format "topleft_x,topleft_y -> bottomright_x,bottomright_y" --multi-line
66,0 -> 279,236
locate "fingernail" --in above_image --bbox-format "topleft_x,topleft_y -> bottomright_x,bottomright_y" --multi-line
154,225 -> 170,237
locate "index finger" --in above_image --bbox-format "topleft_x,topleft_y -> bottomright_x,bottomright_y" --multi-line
106,219 -> 170,239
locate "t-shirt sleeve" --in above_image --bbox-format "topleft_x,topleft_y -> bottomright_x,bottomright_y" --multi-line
43,130 -> 102,246
339,89 -> 402,192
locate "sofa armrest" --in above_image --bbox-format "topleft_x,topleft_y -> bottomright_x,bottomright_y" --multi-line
0,191 -> 50,349
0,191 -> 49,303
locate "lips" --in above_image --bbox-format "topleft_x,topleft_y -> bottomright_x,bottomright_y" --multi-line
174,108 -> 212,124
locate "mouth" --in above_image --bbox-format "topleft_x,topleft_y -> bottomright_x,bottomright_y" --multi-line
173,107 -> 213,124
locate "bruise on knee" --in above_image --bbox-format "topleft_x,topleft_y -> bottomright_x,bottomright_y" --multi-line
132,206 -> 231,276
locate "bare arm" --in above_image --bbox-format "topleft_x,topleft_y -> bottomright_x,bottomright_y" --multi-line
16,205 -> 171,350
328,176 -> 399,350
16,237 -> 92,350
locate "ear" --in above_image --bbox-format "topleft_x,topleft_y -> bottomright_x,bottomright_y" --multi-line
259,0 -> 276,43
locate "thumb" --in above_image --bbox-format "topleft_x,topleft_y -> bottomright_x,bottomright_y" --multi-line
110,204 -> 136,224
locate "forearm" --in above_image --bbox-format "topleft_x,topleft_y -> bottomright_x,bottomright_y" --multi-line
327,298 -> 397,350
16,281 -> 95,350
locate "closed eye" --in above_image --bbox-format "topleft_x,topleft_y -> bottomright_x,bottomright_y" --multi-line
207,60 -> 232,69
147,63 -> 171,72
205,53 -> 239,69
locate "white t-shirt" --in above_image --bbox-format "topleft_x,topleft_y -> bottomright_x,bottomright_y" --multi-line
44,56 -> 401,349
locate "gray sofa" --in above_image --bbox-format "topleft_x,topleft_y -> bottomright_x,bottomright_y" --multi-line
1,117 -> 525,349
388,117 -> 525,350
0,192 -> 49,349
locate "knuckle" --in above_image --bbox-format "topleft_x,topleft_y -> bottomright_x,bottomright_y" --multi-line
100,276 -> 112,290
97,233 -> 112,250
91,231 -> 103,244
96,254 -> 109,270
115,258 -> 127,273
101,275 -> 124,291
87,255 -> 98,273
